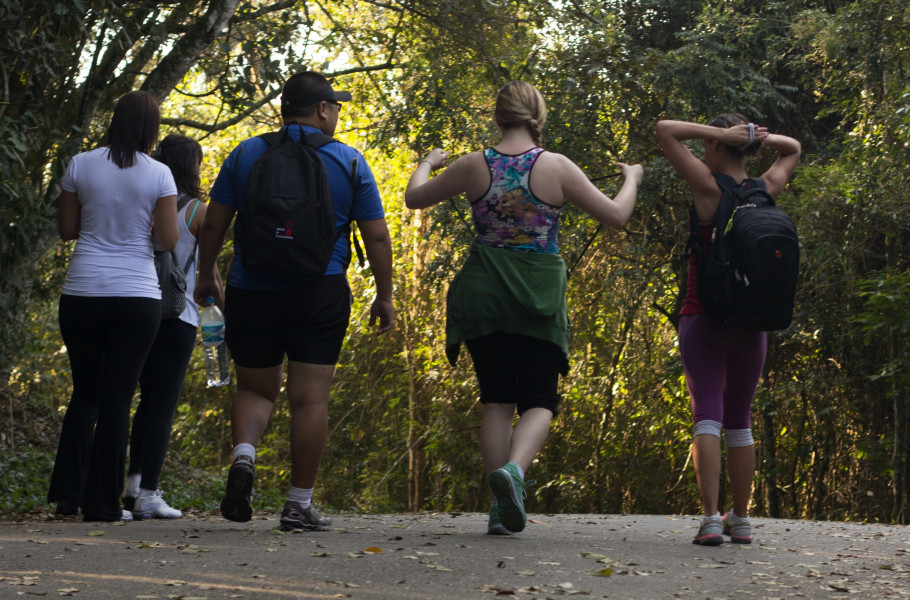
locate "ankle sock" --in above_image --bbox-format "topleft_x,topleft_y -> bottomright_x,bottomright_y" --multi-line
288,486 -> 314,509
233,443 -> 256,463
125,473 -> 141,498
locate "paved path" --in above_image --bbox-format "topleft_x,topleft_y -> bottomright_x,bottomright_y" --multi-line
1,512 -> 908,599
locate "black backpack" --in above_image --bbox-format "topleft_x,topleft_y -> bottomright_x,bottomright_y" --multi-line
236,129 -> 355,276
688,173 -> 799,331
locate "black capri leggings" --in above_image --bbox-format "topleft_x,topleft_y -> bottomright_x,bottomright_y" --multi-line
465,332 -> 563,416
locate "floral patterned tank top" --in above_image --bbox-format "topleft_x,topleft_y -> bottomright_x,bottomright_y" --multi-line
471,147 -> 561,254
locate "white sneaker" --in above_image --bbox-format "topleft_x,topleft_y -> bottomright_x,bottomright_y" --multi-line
134,489 -> 182,520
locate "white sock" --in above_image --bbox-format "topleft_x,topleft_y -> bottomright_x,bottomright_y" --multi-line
729,509 -> 748,520
288,486 -> 314,508
704,511 -> 721,520
233,443 -> 256,463
126,473 -> 142,497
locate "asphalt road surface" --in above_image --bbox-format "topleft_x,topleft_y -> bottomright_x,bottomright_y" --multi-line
1,511 -> 908,599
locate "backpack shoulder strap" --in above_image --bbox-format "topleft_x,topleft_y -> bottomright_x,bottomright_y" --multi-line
176,192 -> 193,212
304,132 -> 366,268
305,131 -> 337,148
259,131 -> 284,146
346,155 -> 365,268
711,172 -> 738,193
738,177 -> 776,206
709,172 -> 739,232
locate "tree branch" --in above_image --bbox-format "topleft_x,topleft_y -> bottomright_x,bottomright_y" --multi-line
161,61 -> 397,133
161,88 -> 279,132
567,0 -> 603,27
142,0 -> 242,102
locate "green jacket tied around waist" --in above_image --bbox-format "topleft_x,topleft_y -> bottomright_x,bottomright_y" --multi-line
445,241 -> 569,374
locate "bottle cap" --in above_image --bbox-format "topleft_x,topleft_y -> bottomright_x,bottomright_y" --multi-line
205,296 -> 214,306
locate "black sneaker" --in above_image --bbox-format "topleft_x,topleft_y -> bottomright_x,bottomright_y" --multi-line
220,456 -> 255,522
55,502 -> 81,516
279,500 -> 331,531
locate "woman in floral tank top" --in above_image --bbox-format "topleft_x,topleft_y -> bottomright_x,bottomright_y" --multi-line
406,81 -> 643,536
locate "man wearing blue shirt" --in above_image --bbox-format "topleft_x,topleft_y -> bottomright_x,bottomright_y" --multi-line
196,71 -> 394,531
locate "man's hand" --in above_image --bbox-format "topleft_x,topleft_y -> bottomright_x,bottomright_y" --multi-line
369,297 -> 395,335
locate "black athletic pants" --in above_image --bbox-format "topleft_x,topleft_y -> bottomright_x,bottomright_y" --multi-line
48,295 -> 160,521
129,317 -> 197,491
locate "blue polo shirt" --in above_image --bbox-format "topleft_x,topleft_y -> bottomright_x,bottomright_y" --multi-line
209,124 -> 385,290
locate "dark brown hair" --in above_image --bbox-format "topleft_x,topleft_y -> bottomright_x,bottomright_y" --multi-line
708,112 -> 762,156
494,80 -> 547,146
105,91 -> 161,169
155,134 -> 203,198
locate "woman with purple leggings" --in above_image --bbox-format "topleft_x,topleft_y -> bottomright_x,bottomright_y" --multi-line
656,115 -> 800,545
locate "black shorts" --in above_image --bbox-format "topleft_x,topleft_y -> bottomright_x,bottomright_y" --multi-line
465,332 -> 563,416
224,275 -> 352,368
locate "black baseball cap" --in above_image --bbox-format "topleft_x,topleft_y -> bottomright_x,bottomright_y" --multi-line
281,71 -> 352,110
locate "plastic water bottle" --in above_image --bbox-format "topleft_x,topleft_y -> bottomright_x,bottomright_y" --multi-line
200,299 -> 230,387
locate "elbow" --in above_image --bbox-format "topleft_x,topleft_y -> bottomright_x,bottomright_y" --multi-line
58,228 -> 78,241
404,190 -> 420,210
600,216 -> 628,229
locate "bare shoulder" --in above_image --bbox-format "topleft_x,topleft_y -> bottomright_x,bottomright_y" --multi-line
456,150 -> 487,168
189,199 -> 208,235
533,150 -> 577,176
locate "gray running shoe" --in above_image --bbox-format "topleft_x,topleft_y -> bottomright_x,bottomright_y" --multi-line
279,500 -> 332,531
722,511 -> 752,544
692,514 -> 724,546
220,456 -> 255,522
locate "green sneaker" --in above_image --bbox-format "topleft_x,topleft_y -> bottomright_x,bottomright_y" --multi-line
489,464 -> 532,533
487,504 -> 512,536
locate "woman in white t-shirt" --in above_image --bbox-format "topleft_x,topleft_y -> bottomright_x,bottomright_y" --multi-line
48,91 -> 179,522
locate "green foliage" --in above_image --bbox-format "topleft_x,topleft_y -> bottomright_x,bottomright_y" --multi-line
0,450 -> 55,516
4,0 -> 910,524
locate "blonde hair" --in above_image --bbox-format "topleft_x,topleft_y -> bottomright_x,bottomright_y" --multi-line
494,80 -> 547,146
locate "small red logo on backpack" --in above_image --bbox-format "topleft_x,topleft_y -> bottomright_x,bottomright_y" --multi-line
275,222 -> 294,240
775,250 -> 782,258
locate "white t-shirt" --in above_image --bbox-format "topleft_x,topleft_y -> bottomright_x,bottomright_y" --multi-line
61,148 -> 177,298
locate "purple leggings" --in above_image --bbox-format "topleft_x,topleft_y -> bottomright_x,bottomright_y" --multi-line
679,314 -> 767,430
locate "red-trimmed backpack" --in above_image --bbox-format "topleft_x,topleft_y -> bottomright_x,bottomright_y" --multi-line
236,130 -> 361,276
688,173 -> 799,331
